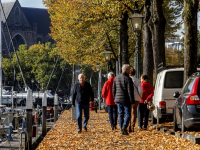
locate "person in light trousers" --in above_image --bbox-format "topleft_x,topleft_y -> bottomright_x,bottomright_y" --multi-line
129,68 -> 143,132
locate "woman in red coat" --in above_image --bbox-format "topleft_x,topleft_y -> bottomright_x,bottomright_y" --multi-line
102,72 -> 117,130
138,74 -> 154,130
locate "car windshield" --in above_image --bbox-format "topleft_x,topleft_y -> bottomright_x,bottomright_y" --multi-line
164,71 -> 183,88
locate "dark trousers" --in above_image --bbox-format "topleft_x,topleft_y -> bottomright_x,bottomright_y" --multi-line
138,103 -> 149,128
76,103 -> 89,131
107,105 -> 118,128
117,103 -> 131,130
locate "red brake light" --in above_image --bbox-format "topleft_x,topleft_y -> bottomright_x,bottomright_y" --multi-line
186,78 -> 200,105
159,101 -> 166,108
186,95 -> 200,105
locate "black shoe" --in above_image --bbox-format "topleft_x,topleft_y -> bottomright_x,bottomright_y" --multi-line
122,127 -> 128,135
128,126 -> 133,132
111,127 -> 114,130
78,130 -> 82,133
84,126 -> 87,132
114,126 -> 117,130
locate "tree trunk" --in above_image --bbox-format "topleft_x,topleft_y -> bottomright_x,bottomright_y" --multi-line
143,0 -> 154,85
148,0 -> 166,79
183,0 -> 198,83
118,21 -> 122,73
121,11 -> 129,66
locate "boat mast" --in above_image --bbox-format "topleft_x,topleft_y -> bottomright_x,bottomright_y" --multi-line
0,9 -> 2,105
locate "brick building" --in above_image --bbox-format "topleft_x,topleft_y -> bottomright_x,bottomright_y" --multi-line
0,0 -> 52,55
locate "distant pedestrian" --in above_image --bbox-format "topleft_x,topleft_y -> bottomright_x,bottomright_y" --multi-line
129,68 -> 143,132
102,72 -> 118,130
138,74 -> 154,130
72,74 -> 94,133
113,64 -> 135,135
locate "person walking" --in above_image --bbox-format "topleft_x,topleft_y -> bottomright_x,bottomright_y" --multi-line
113,64 -> 135,135
72,74 -> 94,133
102,72 -> 117,130
129,68 -> 143,132
138,74 -> 154,130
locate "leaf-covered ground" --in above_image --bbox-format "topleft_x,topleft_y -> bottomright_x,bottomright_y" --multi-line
37,110 -> 200,150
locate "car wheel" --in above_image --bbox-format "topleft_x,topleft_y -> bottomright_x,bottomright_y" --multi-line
173,106 -> 178,132
151,111 -> 157,124
181,115 -> 186,132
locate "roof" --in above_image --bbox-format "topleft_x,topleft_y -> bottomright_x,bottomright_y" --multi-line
22,7 -> 51,34
0,1 -> 15,22
158,68 -> 200,75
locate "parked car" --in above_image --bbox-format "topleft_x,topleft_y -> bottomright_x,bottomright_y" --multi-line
151,68 -> 200,124
173,72 -> 200,132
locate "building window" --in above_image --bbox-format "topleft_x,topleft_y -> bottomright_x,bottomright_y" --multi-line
37,37 -> 42,44
48,38 -> 55,44
15,7 -> 20,18
10,34 -> 26,52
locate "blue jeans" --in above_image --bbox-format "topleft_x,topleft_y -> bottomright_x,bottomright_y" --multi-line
76,103 -> 89,131
138,103 -> 149,128
107,105 -> 118,128
117,103 -> 131,130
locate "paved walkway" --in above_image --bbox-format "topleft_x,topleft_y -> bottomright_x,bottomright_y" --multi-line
37,110 -> 200,149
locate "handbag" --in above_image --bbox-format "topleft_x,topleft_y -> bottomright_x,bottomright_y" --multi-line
147,101 -> 155,111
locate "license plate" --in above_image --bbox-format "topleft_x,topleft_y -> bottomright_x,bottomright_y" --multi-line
196,105 -> 200,108
168,107 -> 173,109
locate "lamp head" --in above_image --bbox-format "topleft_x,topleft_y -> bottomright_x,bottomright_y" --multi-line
129,1 -> 144,32
95,64 -> 101,72
103,51 -> 112,62
129,13 -> 144,31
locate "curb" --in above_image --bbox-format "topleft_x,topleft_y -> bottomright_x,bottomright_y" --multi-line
150,124 -> 200,144
32,127 -> 51,149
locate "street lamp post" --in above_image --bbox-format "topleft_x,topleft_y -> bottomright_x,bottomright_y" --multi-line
31,78 -> 34,91
37,79 -> 40,101
94,64 -> 101,113
103,45 -> 112,73
129,1 -> 144,78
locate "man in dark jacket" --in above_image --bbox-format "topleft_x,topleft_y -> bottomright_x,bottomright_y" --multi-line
72,74 -> 94,133
113,64 -> 135,135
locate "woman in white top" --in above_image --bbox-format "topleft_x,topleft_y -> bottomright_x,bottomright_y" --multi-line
129,68 -> 143,132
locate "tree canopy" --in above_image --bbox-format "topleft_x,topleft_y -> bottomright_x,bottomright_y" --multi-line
3,43 -> 72,94
43,0 -> 183,69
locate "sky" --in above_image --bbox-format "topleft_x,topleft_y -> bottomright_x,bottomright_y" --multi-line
176,12 -> 200,39
1,0 -> 46,8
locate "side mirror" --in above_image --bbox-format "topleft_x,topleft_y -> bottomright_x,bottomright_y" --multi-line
173,91 -> 180,98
